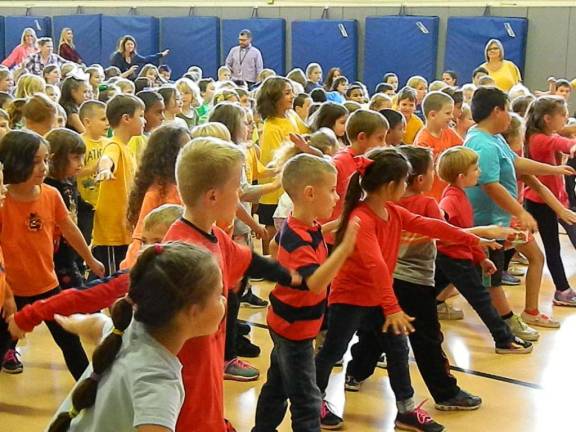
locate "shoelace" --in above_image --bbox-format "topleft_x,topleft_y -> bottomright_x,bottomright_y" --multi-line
232,358 -> 252,369
4,350 -> 19,363
414,400 -> 433,424
321,401 -> 336,419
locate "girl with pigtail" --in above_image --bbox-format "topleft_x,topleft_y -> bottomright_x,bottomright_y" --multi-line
49,241 -> 226,432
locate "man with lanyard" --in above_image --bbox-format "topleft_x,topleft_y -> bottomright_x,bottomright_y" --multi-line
225,29 -> 263,89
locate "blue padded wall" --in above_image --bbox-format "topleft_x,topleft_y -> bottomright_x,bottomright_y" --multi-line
53,15 -> 102,66
292,20 -> 358,82
364,16 -> 439,93
4,16 -> 51,57
445,17 -> 528,84
160,16 -> 220,79
222,19 -> 286,75
0,18 -> 5,60
101,15 -> 159,66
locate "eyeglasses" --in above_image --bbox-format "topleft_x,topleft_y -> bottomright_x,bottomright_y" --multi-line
487,47 -> 500,52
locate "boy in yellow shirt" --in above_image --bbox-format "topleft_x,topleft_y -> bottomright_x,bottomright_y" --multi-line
77,101 -> 110,244
397,87 -> 424,144
92,95 -> 145,274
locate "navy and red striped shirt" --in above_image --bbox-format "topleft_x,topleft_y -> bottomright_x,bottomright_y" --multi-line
267,215 -> 328,341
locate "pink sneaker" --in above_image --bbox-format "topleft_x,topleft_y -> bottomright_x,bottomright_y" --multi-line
224,358 -> 259,381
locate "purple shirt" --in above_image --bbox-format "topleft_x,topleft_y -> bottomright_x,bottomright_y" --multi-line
225,44 -> 263,83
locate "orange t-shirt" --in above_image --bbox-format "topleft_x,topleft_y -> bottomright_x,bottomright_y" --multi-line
0,248 -> 6,307
414,127 -> 463,201
0,185 -> 69,297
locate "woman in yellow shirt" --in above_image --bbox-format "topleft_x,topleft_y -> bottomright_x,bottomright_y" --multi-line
256,76 -> 309,253
481,39 -> 522,92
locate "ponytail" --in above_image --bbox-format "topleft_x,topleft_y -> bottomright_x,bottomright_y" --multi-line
335,171 -> 363,246
49,298 -> 134,432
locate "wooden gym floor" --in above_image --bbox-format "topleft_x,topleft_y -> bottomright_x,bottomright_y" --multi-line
1,233 -> 575,431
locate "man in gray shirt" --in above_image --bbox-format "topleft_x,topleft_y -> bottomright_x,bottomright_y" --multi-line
225,29 -> 263,88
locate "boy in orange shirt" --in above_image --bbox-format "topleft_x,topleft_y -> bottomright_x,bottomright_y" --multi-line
414,91 -> 463,200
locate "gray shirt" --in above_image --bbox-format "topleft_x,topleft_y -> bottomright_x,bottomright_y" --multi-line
225,44 -> 263,83
51,320 -> 184,432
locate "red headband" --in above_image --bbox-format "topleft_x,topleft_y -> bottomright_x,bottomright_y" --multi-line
354,156 -> 374,177
154,244 -> 164,255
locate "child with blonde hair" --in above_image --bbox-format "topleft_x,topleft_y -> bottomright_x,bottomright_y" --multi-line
176,78 -> 201,128
14,74 -> 45,98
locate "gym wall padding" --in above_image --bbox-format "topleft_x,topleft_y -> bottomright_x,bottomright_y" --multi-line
364,16 -> 439,93
160,16 -> 220,79
222,19 -> 286,76
292,20 -> 358,82
4,16 -> 51,57
0,18 -> 5,60
444,17 -> 529,85
101,15 -> 159,66
53,15 -> 102,66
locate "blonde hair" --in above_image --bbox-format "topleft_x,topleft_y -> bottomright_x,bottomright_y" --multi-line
58,27 -> 74,49
429,80 -> 448,92
422,91 -> 453,118
407,75 -> 428,89
273,128 -> 338,171
143,204 -> 184,232
485,39 -> 504,62
60,62 -> 77,80
20,28 -> 37,46
115,78 -> 136,94
460,102 -> 472,120
257,68 -> 275,82
218,66 -> 231,79
23,93 -> 58,124
176,78 -> 201,106
368,94 -> 392,111
0,108 -> 9,121
282,153 -> 336,199
176,137 -> 244,207
503,112 -> 524,141
190,122 -> 231,140
437,146 -> 479,184
15,74 -> 45,98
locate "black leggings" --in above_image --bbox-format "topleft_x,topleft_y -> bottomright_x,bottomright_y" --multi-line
526,199 -> 576,291
9,287 -> 89,380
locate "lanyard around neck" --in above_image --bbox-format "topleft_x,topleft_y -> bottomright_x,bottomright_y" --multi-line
239,46 -> 250,66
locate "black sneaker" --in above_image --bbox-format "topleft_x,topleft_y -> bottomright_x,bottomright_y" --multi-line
320,400 -> 343,430
237,321 -> 251,336
2,349 -> 23,374
435,390 -> 482,411
395,401 -> 445,432
495,336 -> 533,354
240,287 -> 269,309
344,375 -> 363,392
236,335 -> 261,358
377,353 -> 387,369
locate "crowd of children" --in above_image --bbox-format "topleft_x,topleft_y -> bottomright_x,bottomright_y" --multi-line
0,29 -> 575,432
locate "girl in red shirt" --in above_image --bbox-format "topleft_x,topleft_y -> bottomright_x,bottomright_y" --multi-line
525,96 -> 576,306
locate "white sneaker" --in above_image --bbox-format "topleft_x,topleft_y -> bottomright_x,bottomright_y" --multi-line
505,314 -> 540,341
437,302 -> 464,320
521,311 -> 560,329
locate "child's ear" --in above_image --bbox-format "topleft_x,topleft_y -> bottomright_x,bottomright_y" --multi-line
303,184 -> 314,199
205,188 -> 218,205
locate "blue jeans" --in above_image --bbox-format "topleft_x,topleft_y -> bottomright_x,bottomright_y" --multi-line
253,330 -> 322,432
315,304 -> 414,403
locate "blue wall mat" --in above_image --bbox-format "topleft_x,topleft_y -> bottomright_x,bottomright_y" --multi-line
445,17 -> 528,85
160,16 -> 219,79
292,20 -> 358,82
364,16 -> 439,93
4,16 -> 51,58
222,19 -> 286,76
101,16 -> 159,66
53,15 -> 102,66
0,18 -> 5,60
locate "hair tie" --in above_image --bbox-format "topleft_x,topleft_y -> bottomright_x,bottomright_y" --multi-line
112,328 -> 124,336
69,407 -> 79,419
154,244 -> 164,255
354,156 -> 374,177
90,371 -> 101,382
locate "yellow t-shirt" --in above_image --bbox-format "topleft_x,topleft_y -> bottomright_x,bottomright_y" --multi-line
92,136 -> 136,246
403,114 -> 424,145
483,60 -> 522,92
128,135 -> 148,166
259,111 -> 309,205
77,135 -> 108,207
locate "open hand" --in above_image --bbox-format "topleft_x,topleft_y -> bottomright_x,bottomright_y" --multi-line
383,311 -> 415,335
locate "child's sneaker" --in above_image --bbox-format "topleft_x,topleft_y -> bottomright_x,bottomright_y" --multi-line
508,264 -> 525,277
505,314 -> 540,341
435,390 -> 482,411
501,272 -> 521,286
437,302 -> 464,320
377,353 -> 387,369
344,375 -> 363,392
2,349 -> 23,374
495,336 -> 533,354
520,311 -> 560,329
320,400 -> 343,430
236,335 -> 261,358
224,358 -> 259,382
395,401 -> 445,432
334,358 -> 344,367
240,287 -> 268,308
553,289 -> 576,307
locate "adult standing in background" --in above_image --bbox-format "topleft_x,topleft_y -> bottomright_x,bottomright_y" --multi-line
481,39 -> 522,92
58,28 -> 83,64
1,28 -> 38,69
110,35 -> 170,81
225,29 -> 263,88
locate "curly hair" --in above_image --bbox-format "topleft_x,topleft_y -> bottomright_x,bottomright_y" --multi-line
126,125 -> 191,228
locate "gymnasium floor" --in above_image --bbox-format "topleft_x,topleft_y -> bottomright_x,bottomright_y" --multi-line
1,234 -> 574,431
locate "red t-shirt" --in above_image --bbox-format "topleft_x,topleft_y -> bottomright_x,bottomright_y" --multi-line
438,185 -> 486,264
524,133 -> 576,206
163,218 -> 252,432
330,201 -> 479,315
414,127 -> 463,201
267,216 -> 328,341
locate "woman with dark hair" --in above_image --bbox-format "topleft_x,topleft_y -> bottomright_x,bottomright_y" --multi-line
110,35 -> 170,81
324,67 -> 342,91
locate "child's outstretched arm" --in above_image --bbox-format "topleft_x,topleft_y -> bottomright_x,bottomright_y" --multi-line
482,182 -> 538,232
522,174 -> 576,225
59,216 -> 105,277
